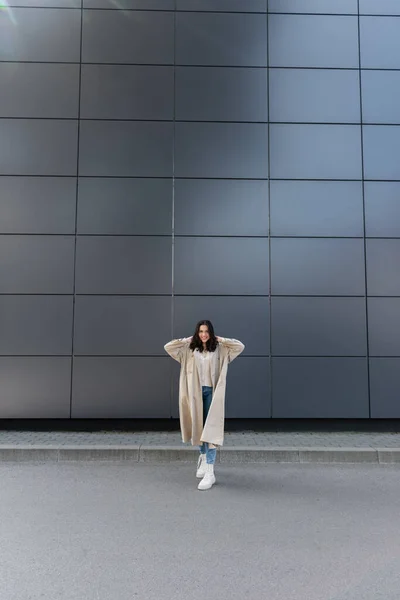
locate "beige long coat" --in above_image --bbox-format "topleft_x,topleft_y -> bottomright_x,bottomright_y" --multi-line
164,337 -> 245,447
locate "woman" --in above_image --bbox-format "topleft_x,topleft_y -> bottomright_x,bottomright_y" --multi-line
164,320 -> 244,491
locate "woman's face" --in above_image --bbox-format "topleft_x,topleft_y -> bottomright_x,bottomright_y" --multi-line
198,325 -> 210,344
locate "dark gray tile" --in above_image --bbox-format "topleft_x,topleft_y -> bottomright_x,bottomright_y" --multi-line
171,356 -> 270,418
0,357 -> 71,419
175,67 -> 267,122
9,1 -> 79,5
174,179 -> 268,236
77,178 -> 172,235
360,0 -> 400,14
269,69 -> 360,123
270,124 -> 362,180
175,123 -> 268,179
0,120 -> 78,176
75,236 -> 172,294
177,0 -> 267,11
269,0 -> 357,12
370,359 -> 400,418
361,71 -> 400,124
270,181 -> 363,237
173,296 -> 269,356
0,296 -> 73,355
0,64 -> 79,118
0,177 -> 76,234
0,8 -> 81,62
0,236 -> 75,293
80,65 -> 174,120
365,183 -> 400,237
176,12 -> 267,67
74,296 -> 171,355
72,357 -> 171,418
83,0 -> 174,7
269,14 -> 359,68
175,237 -> 269,295
272,358 -> 369,418
82,9 -> 174,64
366,239 -> 400,296
271,297 -> 367,356
360,16 -> 400,68
363,126 -> 400,180
367,298 -> 400,356
79,121 -> 173,177
225,358 -> 271,418
271,238 -> 365,296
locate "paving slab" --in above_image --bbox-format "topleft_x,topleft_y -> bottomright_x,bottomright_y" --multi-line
1,430 -> 400,463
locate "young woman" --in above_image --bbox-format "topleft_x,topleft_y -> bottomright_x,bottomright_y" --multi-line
164,320 -> 244,491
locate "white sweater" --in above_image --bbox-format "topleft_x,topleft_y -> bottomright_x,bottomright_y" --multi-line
194,349 -> 213,388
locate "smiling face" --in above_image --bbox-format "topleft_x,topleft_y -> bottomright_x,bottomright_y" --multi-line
198,325 -> 210,345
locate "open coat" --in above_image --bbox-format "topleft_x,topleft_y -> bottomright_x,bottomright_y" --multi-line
164,337 -> 245,447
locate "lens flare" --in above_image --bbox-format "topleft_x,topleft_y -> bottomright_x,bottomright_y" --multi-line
109,1 -> 127,7
0,1 -> 17,25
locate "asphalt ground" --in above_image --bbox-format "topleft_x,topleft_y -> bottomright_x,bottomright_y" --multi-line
1,462 -> 399,600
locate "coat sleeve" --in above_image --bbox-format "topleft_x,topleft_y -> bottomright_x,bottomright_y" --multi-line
164,338 -> 191,363
217,337 -> 245,363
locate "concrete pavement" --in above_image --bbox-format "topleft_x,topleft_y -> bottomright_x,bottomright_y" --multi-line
1,429 -> 400,462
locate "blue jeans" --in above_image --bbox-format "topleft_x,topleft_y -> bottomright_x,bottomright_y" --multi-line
199,386 -> 217,465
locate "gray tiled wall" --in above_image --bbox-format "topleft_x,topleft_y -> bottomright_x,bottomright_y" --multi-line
0,0 -> 398,419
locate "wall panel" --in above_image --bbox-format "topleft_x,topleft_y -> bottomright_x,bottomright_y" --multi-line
0,2 -> 397,419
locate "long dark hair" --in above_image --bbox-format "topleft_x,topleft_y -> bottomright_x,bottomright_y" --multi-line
189,320 -> 218,353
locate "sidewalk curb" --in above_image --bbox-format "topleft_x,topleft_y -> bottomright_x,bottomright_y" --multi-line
0,445 -> 400,463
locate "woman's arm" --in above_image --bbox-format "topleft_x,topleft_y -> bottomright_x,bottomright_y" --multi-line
164,337 -> 192,363
216,337 -> 245,363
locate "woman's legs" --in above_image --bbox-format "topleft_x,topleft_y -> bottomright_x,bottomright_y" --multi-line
197,386 -> 217,489
205,444 -> 216,465
197,386 -> 214,476
199,386 -> 213,456
198,443 -> 216,463
202,386 -> 213,420
202,386 -> 216,464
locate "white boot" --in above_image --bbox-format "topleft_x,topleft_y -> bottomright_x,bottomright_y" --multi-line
196,453 -> 207,478
198,463 -> 216,491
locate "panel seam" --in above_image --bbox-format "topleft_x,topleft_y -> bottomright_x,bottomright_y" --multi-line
267,0 -> 273,419
69,0 -> 84,419
357,0 -> 372,417
170,0 -> 177,419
